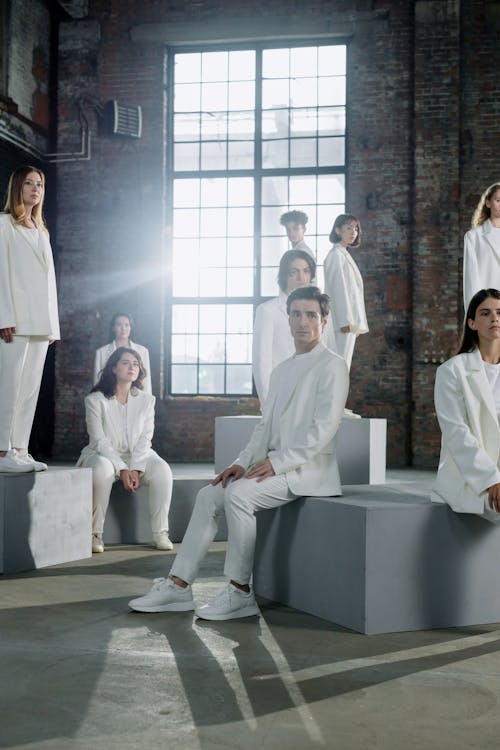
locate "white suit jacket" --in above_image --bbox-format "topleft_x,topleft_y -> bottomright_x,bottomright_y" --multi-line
0,213 -> 60,338
323,243 -> 368,335
431,349 -> 500,514
252,292 -> 295,404
237,342 -> 349,497
94,341 -> 152,394
463,221 -> 500,309
77,389 -> 156,475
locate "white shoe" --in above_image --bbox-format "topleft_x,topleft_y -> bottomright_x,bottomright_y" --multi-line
129,577 -> 194,612
92,533 -> 104,553
195,583 -> 260,621
17,450 -> 48,471
0,450 -> 35,473
153,530 -> 173,551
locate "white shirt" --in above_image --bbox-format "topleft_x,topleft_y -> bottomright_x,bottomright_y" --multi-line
483,361 -> 500,418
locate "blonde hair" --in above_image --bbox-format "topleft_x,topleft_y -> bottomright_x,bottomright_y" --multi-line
4,165 -> 48,232
471,182 -> 500,228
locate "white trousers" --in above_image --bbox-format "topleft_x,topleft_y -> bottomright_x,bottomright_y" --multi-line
79,452 -> 173,534
170,474 -> 297,585
0,335 -> 49,451
332,330 -> 356,370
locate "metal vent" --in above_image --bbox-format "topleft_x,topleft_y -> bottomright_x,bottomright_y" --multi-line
105,100 -> 142,138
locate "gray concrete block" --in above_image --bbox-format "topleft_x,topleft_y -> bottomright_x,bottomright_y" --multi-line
215,415 -> 387,484
253,483 -> 500,634
0,467 -> 92,574
103,475 -> 228,544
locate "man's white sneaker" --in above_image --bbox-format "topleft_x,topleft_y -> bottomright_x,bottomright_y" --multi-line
92,533 -> 104,553
153,530 -> 173,551
0,450 -> 35,473
17,450 -> 48,471
195,583 -> 260,621
128,577 -> 195,612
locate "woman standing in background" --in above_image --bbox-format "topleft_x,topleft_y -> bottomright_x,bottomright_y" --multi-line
463,183 -> 500,310
0,165 -> 59,473
323,213 -> 368,371
94,312 -> 152,394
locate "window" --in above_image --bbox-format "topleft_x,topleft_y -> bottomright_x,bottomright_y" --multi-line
167,42 -> 347,395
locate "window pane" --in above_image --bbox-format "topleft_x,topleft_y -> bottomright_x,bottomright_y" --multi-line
202,82 -> 228,110
290,47 -> 317,77
227,207 -> 253,237
174,83 -> 201,112
262,48 -> 289,79
290,78 -> 317,108
291,108 -> 317,135
199,334 -> 225,363
228,110 -> 255,140
261,206 -> 282,235
227,268 -> 253,296
200,208 -> 227,236
172,364 -> 198,393
199,304 -> 225,333
318,174 -> 345,204
227,238 -> 253,267
261,266 -> 279,297
202,51 -> 228,82
262,108 -> 289,139
229,50 -> 255,81
174,143 -> 199,171
174,179 -> 200,207
199,365 -> 224,394
261,237 -> 287,266
289,175 -> 317,205
201,111 -> 226,141
318,136 -> 345,166
226,304 -> 254,333
318,107 -> 345,135
199,238 -> 226,267
227,177 -> 254,206
199,268 -> 226,296
174,113 -> 200,141
290,138 -> 317,167
228,141 -> 254,169
262,176 -> 288,205
319,76 -> 346,106
175,53 -> 201,83
172,334 -> 198,363
226,365 -> 253,395
228,81 -> 255,110
262,139 -> 288,168
201,141 -> 227,170
201,178 -> 227,207
227,334 -> 252,362
262,79 -> 289,109
173,209 -> 199,237
318,45 -> 346,76
172,304 -> 198,334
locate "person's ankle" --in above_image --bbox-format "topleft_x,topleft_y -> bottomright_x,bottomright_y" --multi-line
170,575 -> 188,589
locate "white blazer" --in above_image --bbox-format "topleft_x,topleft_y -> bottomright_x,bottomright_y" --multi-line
0,213 -> 60,338
93,341 -> 152,394
463,220 -> 500,309
323,243 -> 368,335
431,349 -> 500,514
77,389 -> 157,476
252,292 -> 295,404
237,342 -> 349,497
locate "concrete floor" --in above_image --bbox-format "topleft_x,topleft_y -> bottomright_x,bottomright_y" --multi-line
2,469 -> 500,749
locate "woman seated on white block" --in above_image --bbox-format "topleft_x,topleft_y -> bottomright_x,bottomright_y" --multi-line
94,312 -> 152,393
432,288 -> 500,522
78,347 -> 173,553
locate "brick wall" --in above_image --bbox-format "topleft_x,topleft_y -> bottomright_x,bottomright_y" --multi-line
43,0 -> 499,466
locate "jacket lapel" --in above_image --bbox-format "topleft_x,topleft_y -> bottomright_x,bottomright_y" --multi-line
481,221 -> 500,263
466,350 -> 499,436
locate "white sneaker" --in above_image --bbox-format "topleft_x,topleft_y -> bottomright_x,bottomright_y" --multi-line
0,450 -> 35,473
17,450 -> 48,471
128,577 -> 194,612
92,533 -> 104,553
195,583 -> 260,621
153,530 -> 173,551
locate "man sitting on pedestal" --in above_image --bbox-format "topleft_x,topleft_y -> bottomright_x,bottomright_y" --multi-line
129,286 -> 349,621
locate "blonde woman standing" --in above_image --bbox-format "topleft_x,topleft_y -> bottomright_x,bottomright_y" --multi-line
0,166 -> 59,472
463,183 -> 500,309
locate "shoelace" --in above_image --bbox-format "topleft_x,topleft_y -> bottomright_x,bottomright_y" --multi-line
151,577 -> 168,590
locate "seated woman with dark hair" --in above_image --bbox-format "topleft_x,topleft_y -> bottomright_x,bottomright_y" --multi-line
94,312 -> 152,393
432,288 -> 500,521
78,347 -> 172,553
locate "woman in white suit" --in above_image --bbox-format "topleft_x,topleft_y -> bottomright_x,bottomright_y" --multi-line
323,214 -> 368,370
94,312 -> 152,393
0,166 -> 60,473
432,288 -> 500,521
78,347 -> 173,552
463,183 -> 500,310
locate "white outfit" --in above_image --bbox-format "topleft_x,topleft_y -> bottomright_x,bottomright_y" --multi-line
0,214 -> 60,450
94,340 -> 152,394
463,220 -> 500,310
323,242 -> 368,369
252,291 -> 295,404
431,349 -> 500,522
171,342 -> 349,584
77,389 -> 172,534
293,239 -> 314,257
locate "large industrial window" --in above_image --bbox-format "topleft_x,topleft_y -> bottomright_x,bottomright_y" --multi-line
167,42 -> 346,395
